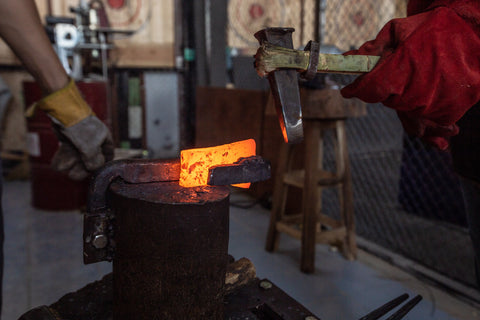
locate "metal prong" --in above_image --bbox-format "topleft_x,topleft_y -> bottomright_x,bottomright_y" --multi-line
385,295 -> 423,320
358,294 -> 409,320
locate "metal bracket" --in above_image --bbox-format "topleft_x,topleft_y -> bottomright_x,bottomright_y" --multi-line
83,159 -> 180,264
301,40 -> 320,81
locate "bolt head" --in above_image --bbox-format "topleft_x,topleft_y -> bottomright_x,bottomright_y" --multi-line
259,280 -> 272,290
92,234 -> 108,249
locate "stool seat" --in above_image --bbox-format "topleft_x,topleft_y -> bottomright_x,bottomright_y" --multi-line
265,88 -> 364,273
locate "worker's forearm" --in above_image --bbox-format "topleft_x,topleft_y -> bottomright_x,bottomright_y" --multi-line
0,0 -> 68,93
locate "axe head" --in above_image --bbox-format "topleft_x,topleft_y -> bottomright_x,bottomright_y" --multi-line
255,28 -> 303,144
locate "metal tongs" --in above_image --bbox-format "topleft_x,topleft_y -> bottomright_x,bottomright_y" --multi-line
358,294 -> 423,320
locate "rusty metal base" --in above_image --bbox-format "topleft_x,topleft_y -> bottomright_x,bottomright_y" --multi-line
20,274 -> 319,320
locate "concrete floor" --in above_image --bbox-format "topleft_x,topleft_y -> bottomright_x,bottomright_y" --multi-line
2,181 -> 480,319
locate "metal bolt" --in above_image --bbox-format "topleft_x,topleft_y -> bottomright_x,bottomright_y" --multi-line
259,280 -> 272,290
305,316 -> 318,320
92,234 -> 108,249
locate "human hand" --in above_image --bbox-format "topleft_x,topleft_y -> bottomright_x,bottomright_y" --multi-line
51,115 -> 114,180
35,78 -> 114,180
340,5 -> 480,149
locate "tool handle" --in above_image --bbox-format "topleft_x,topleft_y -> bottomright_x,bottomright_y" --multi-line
385,295 -> 423,320
358,294 -> 409,320
254,43 -> 380,76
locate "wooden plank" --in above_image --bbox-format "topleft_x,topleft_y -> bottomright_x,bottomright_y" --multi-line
336,120 -> 358,260
281,214 -> 303,224
225,258 -> 256,294
276,221 -> 302,240
109,43 -> 175,68
318,213 -> 342,229
301,119 -> 321,273
266,142 -> 292,252
315,226 -> 346,244
50,0 -> 174,44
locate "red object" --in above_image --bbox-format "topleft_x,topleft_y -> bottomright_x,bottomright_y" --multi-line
341,1 -> 480,150
107,0 -> 125,9
249,4 -> 265,19
23,81 -> 110,211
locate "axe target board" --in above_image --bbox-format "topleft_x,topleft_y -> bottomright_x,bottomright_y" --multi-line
322,0 -> 404,52
104,0 -> 147,29
227,0 -> 317,49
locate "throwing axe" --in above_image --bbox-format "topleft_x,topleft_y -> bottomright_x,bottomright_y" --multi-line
254,27 -> 380,144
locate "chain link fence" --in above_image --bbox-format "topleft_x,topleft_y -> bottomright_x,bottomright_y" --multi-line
226,0 -> 477,290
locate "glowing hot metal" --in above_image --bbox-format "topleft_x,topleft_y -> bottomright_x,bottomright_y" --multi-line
180,139 -> 256,188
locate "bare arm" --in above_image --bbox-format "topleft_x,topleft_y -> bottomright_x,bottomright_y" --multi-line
0,0 -> 68,93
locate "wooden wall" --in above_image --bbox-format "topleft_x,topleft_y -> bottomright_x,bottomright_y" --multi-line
0,0 -> 175,68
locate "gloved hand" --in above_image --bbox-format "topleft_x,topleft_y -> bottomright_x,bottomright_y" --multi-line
35,78 -> 114,180
341,1 -> 480,150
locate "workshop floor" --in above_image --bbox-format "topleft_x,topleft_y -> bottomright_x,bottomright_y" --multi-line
2,181 -> 479,320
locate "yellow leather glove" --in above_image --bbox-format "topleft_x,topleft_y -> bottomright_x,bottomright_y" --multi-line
35,78 -> 114,180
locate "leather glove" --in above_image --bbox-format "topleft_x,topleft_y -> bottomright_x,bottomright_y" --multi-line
35,78 -> 114,180
341,1 -> 480,150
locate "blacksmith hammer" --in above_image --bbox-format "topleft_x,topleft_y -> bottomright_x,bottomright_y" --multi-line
255,28 -> 304,144
254,27 -> 380,144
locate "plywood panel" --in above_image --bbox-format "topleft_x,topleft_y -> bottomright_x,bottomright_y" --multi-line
109,0 -> 175,67
0,0 -> 175,67
49,0 -> 174,45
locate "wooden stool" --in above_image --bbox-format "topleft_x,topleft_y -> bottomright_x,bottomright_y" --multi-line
265,88 -> 366,273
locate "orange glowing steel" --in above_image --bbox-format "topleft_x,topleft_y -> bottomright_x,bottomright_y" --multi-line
180,139 -> 256,188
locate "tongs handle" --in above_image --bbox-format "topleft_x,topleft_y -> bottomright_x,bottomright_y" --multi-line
385,295 -> 423,320
358,294 -> 422,320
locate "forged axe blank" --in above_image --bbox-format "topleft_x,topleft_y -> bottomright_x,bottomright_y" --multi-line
254,28 -> 303,144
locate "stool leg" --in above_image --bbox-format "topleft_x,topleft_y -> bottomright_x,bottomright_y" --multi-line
336,121 -> 357,260
301,121 -> 322,273
266,143 -> 292,252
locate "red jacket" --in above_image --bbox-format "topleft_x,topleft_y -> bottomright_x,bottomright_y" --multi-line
341,0 -> 480,149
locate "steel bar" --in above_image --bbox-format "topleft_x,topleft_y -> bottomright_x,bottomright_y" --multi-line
385,295 -> 423,320
358,294 -> 409,320
207,155 -> 271,186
